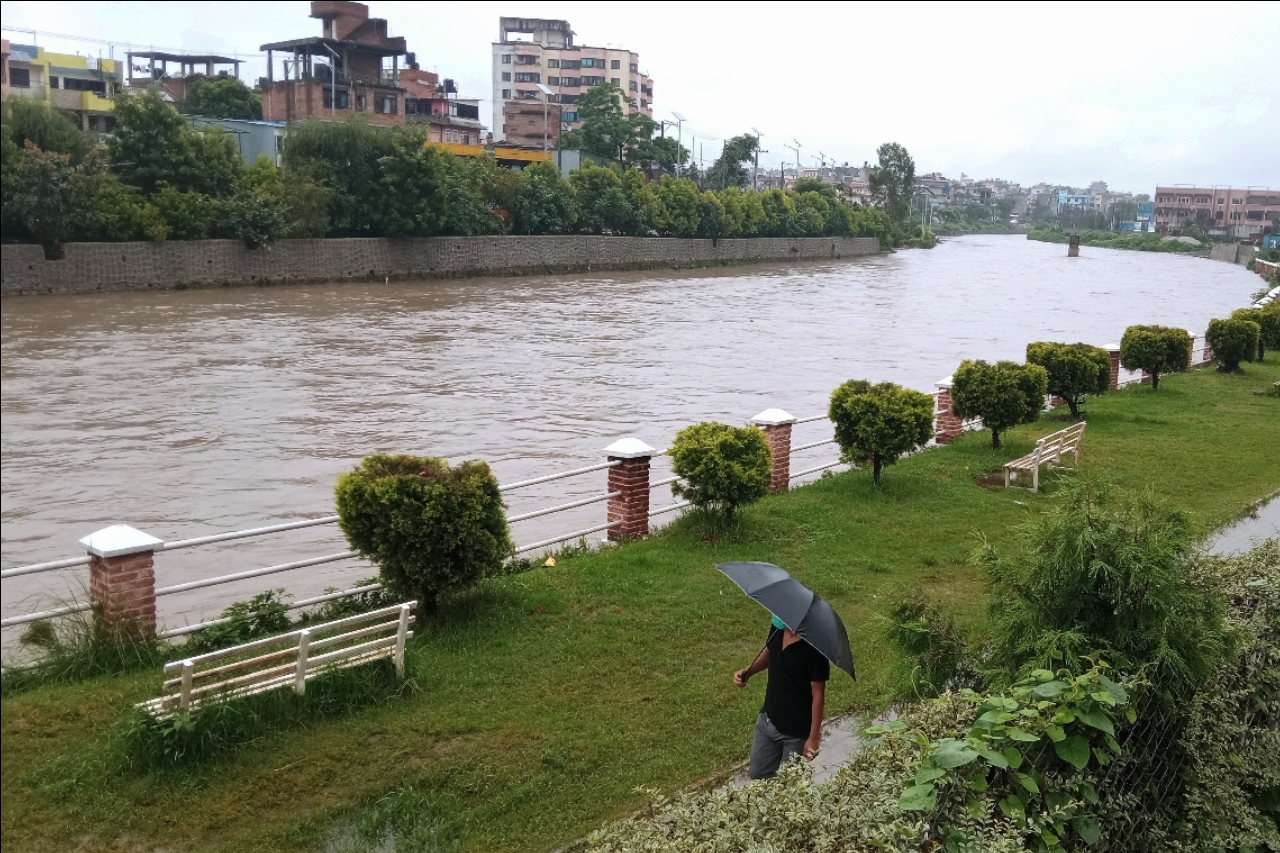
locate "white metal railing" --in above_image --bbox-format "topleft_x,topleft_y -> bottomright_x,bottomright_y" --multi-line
157,582 -> 385,639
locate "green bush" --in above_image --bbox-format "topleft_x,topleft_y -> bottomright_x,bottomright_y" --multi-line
335,454 -> 512,614
183,589 -> 292,655
1120,325 -> 1191,390
669,421 -> 771,522
949,360 -> 1048,449
828,380 -> 934,485
1257,301 -> 1280,360
1025,341 -> 1110,419
885,596 -> 976,699
1205,316 -> 1261,373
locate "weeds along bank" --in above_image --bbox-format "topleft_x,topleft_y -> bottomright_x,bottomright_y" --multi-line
2,354 -> 1278,853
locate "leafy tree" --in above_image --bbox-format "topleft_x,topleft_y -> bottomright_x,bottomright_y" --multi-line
828,380 -> 934,485
221,187 -> 289,248
560,83 -> 655,162
512,160 -> 576,235
1232,306 -> 1278,361
570,161 -> 642,235
695,190 -> 726,239
1025,342 -> 1110,419
375,135 -> 452,236
631,134 -> 686,176
621,168 -> 663,234
151,186 -> 217,240
238,154 -> 330,238
6,143 -> 97,258
705,133 -> 758,190
108,88 -> 241,198
181,75 -> 262,120
669,422 -> 771,522
758,188 -> 796,236
718,187 -> 765,237
335,454 -> 512,614
981,483 -> 1226,693
1204,316 -> 1260,373
1119,325 -> 1191,390
1,97 -> 90,160
80,176 -> 164,242
869,142 -> 916,224
949,359 -> 1048,449
281,117 -> 396,236
655,175 -> 700,237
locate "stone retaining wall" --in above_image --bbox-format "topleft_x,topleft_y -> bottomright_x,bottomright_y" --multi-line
1,235 -> 881,296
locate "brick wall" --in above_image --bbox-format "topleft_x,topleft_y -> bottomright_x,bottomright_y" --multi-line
1,235 -> 881,296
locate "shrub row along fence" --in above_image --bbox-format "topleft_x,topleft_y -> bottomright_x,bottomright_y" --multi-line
0,328 -> 1218,643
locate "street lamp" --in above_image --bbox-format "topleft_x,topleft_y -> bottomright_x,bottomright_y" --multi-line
751,126 -> 763,191
535,82 -> 553,159
672,110 -> 687,178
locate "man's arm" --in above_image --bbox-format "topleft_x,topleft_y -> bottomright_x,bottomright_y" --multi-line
804,680 -> 826,759
733,648 -> 770,688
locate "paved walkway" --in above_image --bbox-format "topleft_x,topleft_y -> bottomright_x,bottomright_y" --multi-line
729,711 -> 881,786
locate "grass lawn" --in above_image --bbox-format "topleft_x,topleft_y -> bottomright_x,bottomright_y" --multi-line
3,358 -> 1277,852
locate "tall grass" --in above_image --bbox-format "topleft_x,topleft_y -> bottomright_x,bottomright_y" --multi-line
1,606 -> 163,698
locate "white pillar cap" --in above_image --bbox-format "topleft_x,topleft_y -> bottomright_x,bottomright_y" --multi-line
751,408 -> 796,426
936,375 -> 954,389
79,524 -> 163,558
1105,343 -> 1120,351
604,437 -> 656,459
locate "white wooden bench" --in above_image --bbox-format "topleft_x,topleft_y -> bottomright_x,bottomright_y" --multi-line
139,602 -> 415,720
1003,422 -> 1086,492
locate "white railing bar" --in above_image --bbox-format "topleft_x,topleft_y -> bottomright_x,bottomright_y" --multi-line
514,521 -> 621,554
155,583 -> 385,639
162,516 -> 341,550
648,501 -> 691,517
0,600 -> 93,628
155,551 -> 360,598
650,475 -> 683,488
792,438 -> 837,452
794,414 -> 828,424
791,460 -> 847,479
1,555 -> 92,579
499,460 -> 620,493
507,492 -> 620,523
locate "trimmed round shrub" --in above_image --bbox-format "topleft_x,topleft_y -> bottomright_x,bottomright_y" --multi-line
828,379 -> 934,485
335,454 -> 511,613
1026,342 -> 1110,419
1206,316 -> 1261,373
670,421 -> 771,521
1235,304 -> 1280,360
950,359 -> 1048,449
1119,325 -> 1191,390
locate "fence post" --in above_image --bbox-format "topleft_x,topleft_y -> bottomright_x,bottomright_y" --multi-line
180,659 -> 194,715
295,629 -> 310,695
1106,343 -> 1122,390
394,604 -> 411,678
604,437 -> 654,541
934,376 -> 963,445
1187,335 -> 1197,370
751,408 -> 796,493
79,524 -> 162,640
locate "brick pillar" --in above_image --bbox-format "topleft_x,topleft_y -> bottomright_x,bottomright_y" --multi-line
751,408 -> 796,493
604,438 -> 654,541
934,377 -> 963,445
1106,344 -> 1122,390
79,524 -> 162,640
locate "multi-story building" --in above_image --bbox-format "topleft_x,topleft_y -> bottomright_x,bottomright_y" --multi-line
502,99 -> 562,150
125,51 -> 243,103
260,0 -> 410,126
4,41 -> 121,131
1153,186 -> 1279,237
401,71 -> 485,144
491,17 -> 653,142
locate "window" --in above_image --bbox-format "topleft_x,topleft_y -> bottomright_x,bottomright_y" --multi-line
611,77 -> 620,86
515,54 -> 539,65
561,77 -> 581,87
501,71 -> 511,81
10,67 -> 30,88
561,59 -> 580,69
516,89 -> 539,99
374,94 -> 397,114
547,76 -> 560,86
1178,196 -> 1190,203
1230,212 -> 1241,220
629,81 -> 638,91
548,59 -> 560,68
1232,198 -> 1242,204
1195,196 -> 1209,203
562,111 -> 578,122
581,58 -> 603,68
581,75 -> 604,86
514,72 -> 540,83
50,76 -> 60,88
323,90 -> 350,109
501,88 -> 511,98
611,59 -> 620,69
630,63 -> 638,72
356,94 -> 366,110
501,54 -> 511,64
1217,198 -> 1225,204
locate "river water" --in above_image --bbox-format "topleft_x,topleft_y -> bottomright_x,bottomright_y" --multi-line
0,235 -> 1266,641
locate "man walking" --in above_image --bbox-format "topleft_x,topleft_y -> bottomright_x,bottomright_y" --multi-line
734,614 -> 830,779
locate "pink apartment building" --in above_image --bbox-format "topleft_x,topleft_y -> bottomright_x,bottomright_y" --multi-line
1153,185 -> 1279,237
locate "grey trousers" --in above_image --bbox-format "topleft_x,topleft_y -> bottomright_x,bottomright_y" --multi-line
749,712 -> 805,779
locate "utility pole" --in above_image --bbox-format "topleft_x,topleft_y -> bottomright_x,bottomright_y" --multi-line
783,140 -> 802,188
535,83 -> 553,158
672,111 -> 687,178
751,127 -> 763,191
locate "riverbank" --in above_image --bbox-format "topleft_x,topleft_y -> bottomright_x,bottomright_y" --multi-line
1026,225 -> 1212,256
4,357 -> 1278,853
0,235 -> 880,296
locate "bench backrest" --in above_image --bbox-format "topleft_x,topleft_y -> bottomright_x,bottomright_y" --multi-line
146,601 -> 415,718
1033,421 -> 1086,463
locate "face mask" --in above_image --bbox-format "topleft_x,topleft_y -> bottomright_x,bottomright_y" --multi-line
771,614 -> 787,631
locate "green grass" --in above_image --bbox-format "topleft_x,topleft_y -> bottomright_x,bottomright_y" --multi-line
3,359 -> 1278,853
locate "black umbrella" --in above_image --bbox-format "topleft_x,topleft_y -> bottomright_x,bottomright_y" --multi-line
717,561 -> 856,680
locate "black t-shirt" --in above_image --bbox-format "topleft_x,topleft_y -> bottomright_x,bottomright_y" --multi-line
762,627 -> 830,740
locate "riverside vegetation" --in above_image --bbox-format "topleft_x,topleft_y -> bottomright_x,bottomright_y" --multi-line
0,86 -> 916,260
2,349 -> 1278,852
1027,226 -> 1214,254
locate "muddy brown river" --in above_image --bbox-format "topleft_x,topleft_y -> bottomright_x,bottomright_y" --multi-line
0,235 -> 1267,642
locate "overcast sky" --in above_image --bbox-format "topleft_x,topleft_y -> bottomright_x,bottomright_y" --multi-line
4,1 -> 1277,193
